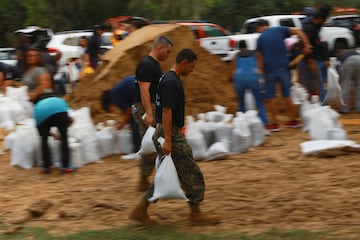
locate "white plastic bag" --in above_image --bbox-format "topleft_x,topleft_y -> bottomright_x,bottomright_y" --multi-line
96,126 -> 116,157
148,155 -> 188,202
323,67 -> 344,106
138,126 -> 156,155
204,140 -> 230,161
300,140 -> 360,155
185,119 -> 208,160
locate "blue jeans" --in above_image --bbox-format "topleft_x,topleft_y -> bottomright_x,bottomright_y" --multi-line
129,113 -> 141,153
263,68 -> 291,99
234,77 -> 268,125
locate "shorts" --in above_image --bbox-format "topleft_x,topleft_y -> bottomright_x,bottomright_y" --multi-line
263,68 -> 291,99
298,59 -> 321,92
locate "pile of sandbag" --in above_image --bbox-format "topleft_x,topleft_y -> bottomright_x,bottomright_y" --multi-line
0,86 -> 33,131
185,105 -> 267,161
290,76 -> 355,156
3,105 -> 134,169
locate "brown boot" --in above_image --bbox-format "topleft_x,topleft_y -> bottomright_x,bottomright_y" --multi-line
189,204 -> 220,226
129,196 -> 158,226
137,177 -> 150,192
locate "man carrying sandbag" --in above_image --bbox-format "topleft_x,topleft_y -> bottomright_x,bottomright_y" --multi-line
130,48 -> 220,226
133,35 -> 173,191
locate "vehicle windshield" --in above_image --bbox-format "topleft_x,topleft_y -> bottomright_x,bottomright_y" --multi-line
0,49 -> 16,60
330,16 -> 360,28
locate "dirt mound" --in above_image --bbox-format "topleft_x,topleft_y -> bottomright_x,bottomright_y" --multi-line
67,24 -> 237,123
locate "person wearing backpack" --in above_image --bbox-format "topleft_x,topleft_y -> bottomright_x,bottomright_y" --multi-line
232,40 -> 268,125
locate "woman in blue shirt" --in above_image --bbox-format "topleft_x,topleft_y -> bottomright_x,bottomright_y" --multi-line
34,96 -> 74,174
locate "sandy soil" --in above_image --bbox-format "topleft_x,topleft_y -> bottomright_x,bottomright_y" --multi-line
1,23 -> 359,238
0,113 -> 360,238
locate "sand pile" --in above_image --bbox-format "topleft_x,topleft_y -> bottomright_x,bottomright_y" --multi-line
67,24 -> 238,123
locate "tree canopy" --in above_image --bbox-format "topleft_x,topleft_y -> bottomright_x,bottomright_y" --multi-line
0,0 -> 359,46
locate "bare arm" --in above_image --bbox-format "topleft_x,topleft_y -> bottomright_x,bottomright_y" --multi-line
28,73 -> 52,102
138,81 -> 153,126
256,51 -> 264,75
115,107 -> 132,130
162,107 -> 172,155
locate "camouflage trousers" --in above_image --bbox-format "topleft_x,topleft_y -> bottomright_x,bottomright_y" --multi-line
144,123 -> 205,206
133,102 -> 157,178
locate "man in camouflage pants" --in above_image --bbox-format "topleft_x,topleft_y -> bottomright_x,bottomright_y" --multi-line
133,35 -> 173,191
130,48 -> 220,226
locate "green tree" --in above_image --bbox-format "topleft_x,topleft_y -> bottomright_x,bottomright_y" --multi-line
0,0 -> 26,46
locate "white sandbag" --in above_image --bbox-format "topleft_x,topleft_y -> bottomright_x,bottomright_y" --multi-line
322,66 -> 344,106
185,120 -> 208,160
10,125 -> 38,169
138,126 -> 156,155
0,98 -> 14,130
96,126 -> 116,157
214,104 -> 227,113
82,137 -> 100,164
305,106 -> 343,140
214,122 -> 233,143
231,114 -> 252,154
3,131 -> 16,150
327,128 -> 347,140
116,127 -> 134,154
204,140 -> 230,161
8,101 -> 28,123
205,111 -> 225,122
49,137 -> 61,168
5,86 -> 29,102
299,100 -> 313,132
69,139 -> 84,168
245,110 -> 265,147
291,82 -> 308,105
68,107 -> 97,139
300,140 -> 360,155
148,155 -> 188,202
198,121 -> 216,148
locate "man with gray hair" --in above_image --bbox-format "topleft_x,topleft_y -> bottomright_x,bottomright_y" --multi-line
133,35 -> 174,191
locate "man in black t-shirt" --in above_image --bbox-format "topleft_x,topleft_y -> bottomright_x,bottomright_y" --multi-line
299,5 -> 332,99
130,49 -> 220,227
85,24 -> 107,70
133,35 -> 173,191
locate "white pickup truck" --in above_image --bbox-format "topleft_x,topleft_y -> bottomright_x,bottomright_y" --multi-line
200,14 -> 356,61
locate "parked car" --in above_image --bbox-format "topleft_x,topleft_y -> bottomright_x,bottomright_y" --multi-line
0,48 -> 17,66
152,20 -> 236,61
46,30 -> 113,63
14,26 -> 54,50
325,14 -> 360,47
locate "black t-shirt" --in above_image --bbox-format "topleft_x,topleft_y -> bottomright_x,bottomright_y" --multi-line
134,55 -> 162,103
86,34 -> 102,57
302,21 -> 323,60
155,71 -> 185,128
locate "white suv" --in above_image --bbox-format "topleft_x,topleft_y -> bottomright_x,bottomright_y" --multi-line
0,48 -> 17,66
46,30 -> 113,63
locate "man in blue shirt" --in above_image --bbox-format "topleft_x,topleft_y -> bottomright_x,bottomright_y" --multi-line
101,75 -> 140,156
256,19 -> 312,131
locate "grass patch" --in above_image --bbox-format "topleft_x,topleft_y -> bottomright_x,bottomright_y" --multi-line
0,226 -> 358,240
